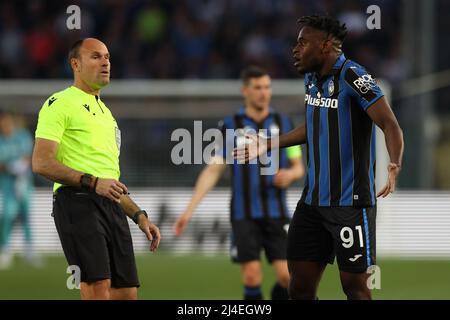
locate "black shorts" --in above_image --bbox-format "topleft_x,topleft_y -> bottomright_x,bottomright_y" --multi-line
230,218 -> 289,263
52,187 -> 139,288
287,201 -> 376,273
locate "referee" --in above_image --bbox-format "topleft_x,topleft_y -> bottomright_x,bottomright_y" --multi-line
174,66 -> 304,300
32,38 -> 161,300
236,16 -> 404,300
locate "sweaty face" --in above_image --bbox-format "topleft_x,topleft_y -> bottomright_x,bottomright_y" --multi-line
73,39 -> 111,90
292,27 -> 327,74
242,75 -> 272,111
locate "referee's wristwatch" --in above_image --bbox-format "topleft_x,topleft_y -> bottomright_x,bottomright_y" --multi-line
80,173 -> 93,190
132,210 -> 148,224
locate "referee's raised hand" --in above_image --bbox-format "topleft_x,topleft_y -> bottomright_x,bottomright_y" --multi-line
95,178 -> 128,203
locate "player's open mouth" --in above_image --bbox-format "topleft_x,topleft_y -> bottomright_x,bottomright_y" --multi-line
101,71 -> 109,75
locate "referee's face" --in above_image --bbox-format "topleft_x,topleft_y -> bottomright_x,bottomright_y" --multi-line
76,39 -> 111,89
242,75 -> 272,111
293,26 -> 327,74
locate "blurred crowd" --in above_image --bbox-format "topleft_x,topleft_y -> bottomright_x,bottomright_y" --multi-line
0,0 -> 403,81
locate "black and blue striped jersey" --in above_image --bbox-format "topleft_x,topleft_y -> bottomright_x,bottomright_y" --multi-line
301,53 -> 384,207
218,107 -> 301,221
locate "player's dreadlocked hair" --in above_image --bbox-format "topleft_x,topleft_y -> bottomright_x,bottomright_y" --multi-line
298,15 -> 347,43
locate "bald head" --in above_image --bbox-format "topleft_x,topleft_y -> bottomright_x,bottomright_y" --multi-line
80,38 -> 108,53
69,38 -> 111,91
68,38 -> 108,65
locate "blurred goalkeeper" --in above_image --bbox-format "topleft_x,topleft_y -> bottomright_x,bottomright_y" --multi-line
32,38 -> 160,300
174,66 -> 305,300
0,112 -> 36,269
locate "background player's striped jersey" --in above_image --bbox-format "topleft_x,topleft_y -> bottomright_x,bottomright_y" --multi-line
301,54 -> 384,207
218,107 -> 301,221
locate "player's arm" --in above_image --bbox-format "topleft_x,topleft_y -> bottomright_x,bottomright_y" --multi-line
344,66 -> 404,198
32,138 -> 128,202
273,146 -> 305,189
366,97 -> 404,197
174,156 -> 227,236
119,194 -> 161,252
271,124 -> 307,150
234,124 -> 306,162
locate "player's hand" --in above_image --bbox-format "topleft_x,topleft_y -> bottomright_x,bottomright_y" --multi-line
273,169 -> 294,189
233,134 -> 268,163
138,215 -> 161,252
174,212 -> 191,236
95,178 -> 128,203
377,163 -> 401,198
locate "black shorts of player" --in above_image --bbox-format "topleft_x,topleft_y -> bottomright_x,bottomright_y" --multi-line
230,218 -> 290,263
287,200 -> 376,273
52,187 -> 140,288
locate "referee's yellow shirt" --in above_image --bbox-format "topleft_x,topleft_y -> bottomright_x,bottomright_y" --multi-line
35,86 -> 121,191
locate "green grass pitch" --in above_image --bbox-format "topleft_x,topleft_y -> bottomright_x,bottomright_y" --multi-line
0,253 -> 449,299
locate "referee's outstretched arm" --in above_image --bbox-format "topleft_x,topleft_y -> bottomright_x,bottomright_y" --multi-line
174,156 -> 227,236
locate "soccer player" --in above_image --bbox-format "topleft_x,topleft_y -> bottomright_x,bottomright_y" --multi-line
174,66 -> 305,300
0,112 -> 35,269
32,38 -> 161,300
235,16 -> 404,300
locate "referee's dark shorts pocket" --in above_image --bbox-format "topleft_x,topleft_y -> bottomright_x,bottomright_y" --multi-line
53,188 -> 111,282
55,189 -> 99,234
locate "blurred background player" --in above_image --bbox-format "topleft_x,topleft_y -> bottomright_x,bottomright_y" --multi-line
0,111 -> 36,269
174,66 -> 305,300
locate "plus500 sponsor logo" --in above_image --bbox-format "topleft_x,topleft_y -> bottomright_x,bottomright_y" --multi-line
305,94 -> 338,109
